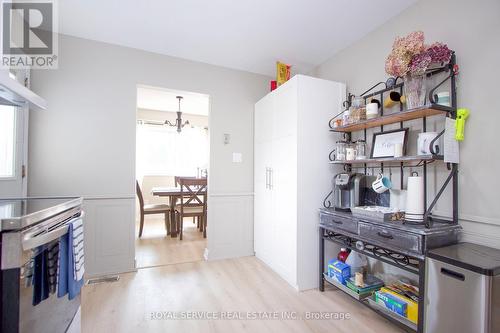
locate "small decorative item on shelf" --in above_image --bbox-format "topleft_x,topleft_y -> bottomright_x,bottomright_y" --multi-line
370,128 -> 409,158
276,61 -> 291,86
385,31 -> 452,109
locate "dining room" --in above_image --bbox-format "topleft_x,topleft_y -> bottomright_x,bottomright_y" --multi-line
135,85 -> 209,268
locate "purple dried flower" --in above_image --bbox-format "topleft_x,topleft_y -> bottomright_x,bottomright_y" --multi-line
425,42 -> 452,64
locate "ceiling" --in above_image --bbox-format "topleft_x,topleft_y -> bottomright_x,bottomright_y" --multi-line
59,0 -> 416,76
137,86 -> 210,116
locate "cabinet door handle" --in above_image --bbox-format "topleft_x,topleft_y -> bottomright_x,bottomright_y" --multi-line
377,231 -> 394,239
265,168 -> 269,189
269,168 -> 273,189
332,219 -> 343,225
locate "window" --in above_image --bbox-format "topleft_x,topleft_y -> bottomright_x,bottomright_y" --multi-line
0,106 -> 16,178
136,124 -> 209,178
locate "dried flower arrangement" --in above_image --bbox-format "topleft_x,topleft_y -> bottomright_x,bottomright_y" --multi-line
385,31 -> 452,77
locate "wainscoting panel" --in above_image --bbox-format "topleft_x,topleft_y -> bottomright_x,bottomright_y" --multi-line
206,193 -> 254,260
83,198 -> 136,277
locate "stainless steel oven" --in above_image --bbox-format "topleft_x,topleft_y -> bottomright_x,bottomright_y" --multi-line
1,198 -> 83,333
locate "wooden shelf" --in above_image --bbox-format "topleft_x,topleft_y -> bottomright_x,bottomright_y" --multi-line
330,104 -> 453,133
329,154 -> 443,165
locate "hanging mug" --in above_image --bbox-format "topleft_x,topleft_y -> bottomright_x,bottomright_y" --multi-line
372,173 -> 392,193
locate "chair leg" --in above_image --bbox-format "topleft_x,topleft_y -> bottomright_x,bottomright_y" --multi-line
139,213 -> 145,238
179,215 -> 184,240
197,216 -> 200,229
164,212 -> 170,235
199,215 -> 203,232
193,217 -> 195,224
203,215 -> 207,238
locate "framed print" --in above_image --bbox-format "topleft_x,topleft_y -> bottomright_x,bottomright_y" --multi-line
370,128 -> 409,158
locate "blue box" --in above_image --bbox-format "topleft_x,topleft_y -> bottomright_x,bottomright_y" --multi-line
328,259 -> 351,285
375,291 -> 407,317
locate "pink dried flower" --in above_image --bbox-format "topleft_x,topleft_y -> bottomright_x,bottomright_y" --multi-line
385,31 -> 425,77
425,42 -> 452,64
409,52 -> 432,76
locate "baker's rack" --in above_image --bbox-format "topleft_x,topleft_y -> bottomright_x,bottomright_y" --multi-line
324,53 -> 459,229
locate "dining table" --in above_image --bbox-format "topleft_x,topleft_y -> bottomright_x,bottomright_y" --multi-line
151,186 -> 206,237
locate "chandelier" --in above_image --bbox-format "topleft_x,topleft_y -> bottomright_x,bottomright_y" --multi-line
164,96 -> 190,133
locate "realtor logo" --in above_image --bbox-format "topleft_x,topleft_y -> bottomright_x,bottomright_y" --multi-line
1,1 -> 58,69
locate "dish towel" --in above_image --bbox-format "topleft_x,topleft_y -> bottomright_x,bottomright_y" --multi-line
70,217 -> 85,281
47,240 -> 59,294
57,217 -> 85,300
32,246 -> 49,306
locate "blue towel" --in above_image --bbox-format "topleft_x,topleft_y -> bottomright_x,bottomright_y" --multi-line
57,233 -> 68,298
57,224 -> 84,300
32,247 -> 49,306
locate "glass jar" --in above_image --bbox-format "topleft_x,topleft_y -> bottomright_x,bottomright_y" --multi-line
355,140 -> 367,160
335,140 -> 347,161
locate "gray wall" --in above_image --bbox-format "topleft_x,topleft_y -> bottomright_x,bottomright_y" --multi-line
312,0 -> 500,247
29,35 -> 269,276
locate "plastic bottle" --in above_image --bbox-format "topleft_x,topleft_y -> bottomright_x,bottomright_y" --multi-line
337,248 -> 349,263
345,251 -> 368,275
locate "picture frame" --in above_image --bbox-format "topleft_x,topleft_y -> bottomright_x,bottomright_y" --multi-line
370,128 -> 409,158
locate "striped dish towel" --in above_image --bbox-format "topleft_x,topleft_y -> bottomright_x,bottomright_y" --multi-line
69,218 -> 85,281
47,240 -> 59,294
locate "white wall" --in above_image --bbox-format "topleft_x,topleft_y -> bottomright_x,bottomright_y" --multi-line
29,34 -> 269,276
312,0 -> 500,248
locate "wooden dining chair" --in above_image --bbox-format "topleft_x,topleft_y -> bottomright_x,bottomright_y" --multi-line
136,180 -> 171,237
175,178 -> 207,240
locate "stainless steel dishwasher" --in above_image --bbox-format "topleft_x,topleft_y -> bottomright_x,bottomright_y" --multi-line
425,242 -> 500,333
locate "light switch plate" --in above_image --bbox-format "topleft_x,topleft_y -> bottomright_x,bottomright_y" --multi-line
232,153 -> 243,163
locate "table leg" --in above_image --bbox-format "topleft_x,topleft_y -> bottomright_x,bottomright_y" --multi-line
319,226 -> 325,292
170,196 -> 177,237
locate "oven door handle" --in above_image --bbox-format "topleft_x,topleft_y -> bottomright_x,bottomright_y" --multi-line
22,213 -> 84,251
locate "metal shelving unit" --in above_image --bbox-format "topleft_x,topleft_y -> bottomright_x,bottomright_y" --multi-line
319,54 -> 460,333
325,53 -> 459,229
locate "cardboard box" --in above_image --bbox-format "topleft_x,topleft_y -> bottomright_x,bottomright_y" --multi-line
328,259 -> 350,285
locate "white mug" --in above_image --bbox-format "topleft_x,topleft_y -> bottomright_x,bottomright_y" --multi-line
346,148 -> 357,161
372,173 -> 392,193
417,132 -> 440,155
366,103 -> 379,119
394,143 -> 403,158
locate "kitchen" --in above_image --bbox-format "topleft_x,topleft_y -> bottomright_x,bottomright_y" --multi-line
1,0 -> 500,332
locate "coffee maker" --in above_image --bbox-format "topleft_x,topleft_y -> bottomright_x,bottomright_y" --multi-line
333,173 -> 376,211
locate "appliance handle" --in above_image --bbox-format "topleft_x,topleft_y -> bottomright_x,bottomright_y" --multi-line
22,213 -> 84,251
440,267 -> 465,281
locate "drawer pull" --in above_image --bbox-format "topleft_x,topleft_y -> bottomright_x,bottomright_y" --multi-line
440,268 -> 465,281
332,220 -> 343,225
377,231 -> 393,239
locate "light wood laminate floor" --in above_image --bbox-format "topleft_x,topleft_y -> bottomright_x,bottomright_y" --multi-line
135,216 -> 207,268
82,256 -> 404,333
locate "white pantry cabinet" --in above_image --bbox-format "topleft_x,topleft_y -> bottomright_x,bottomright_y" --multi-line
254,75 -> 345,290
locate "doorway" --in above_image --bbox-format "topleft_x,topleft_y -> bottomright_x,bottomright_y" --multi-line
134,85 -> 209,268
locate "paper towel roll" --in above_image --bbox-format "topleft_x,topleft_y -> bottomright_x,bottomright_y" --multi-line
405,176 -> 424,222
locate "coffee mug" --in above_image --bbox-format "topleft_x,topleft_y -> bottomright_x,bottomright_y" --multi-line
346,147 -> 357,161
383,91 -> 407,109
417,132 -> 440,155
372,173 -> 392,193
